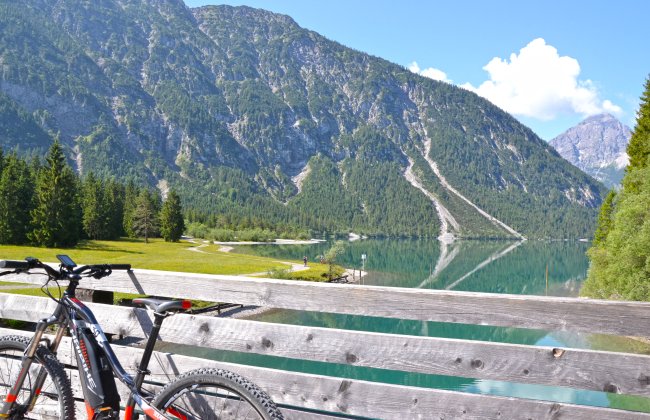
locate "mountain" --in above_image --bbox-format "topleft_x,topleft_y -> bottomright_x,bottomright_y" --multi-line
550,114 -> 632,189
0,0 -> 606,239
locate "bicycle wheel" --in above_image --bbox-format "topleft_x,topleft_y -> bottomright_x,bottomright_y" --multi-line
0,335 -> 75,419
152,368 -> 284,420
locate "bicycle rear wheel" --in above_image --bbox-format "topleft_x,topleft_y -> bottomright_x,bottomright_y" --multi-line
0,335 -> 75,419
152,368 -> 283,420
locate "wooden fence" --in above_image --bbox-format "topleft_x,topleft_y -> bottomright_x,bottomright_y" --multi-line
2,267 -> 650,419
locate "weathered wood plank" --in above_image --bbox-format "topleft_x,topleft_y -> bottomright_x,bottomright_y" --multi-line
1,328 -> 647,420
3,295 -> 650,397
2,267 -> 650,336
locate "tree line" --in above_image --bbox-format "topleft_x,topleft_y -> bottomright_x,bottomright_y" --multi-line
0,141 -> 184,247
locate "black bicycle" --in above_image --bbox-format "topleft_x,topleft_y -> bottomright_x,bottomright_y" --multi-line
0,255 -> 284,419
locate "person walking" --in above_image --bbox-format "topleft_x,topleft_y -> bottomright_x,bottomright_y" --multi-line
303,256 -> 308,267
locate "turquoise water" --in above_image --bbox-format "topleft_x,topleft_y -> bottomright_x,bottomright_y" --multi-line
161,239 -> 650,413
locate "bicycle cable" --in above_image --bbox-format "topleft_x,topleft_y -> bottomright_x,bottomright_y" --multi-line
41,274 -> 64,305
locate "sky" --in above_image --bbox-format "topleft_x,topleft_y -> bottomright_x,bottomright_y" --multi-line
183,0 -> 650,140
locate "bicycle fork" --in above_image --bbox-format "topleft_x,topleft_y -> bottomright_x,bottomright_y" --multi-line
0,309 -> 66,418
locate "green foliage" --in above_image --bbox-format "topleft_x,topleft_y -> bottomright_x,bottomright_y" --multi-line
627,77 -> 650,169
593,190 -> 616,246
160,190 -> 184,242
583,76 -> 650,300
29,141 -> 81,247
324,240 -> 346,281
81,173 -> 111,240
582,164 -> 650,299
0,154 -> 34,244
130,189 -> 160,243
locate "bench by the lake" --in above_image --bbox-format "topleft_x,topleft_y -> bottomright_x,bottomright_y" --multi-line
2,268 -> 650,419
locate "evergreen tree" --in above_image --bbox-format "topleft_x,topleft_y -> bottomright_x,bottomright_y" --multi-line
160,190 -> 184,242
123,180 -> 139,237
29,141 -> 81,247
627,77 -> 650,169
105,179 -> 125,239
131,189 -> 160,243
81,172 -> 111,239
583,75 -> 650,300
592,190 -> 616,246
0,154 -> 34,244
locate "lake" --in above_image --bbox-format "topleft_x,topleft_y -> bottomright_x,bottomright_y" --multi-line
161,239 -> 650,413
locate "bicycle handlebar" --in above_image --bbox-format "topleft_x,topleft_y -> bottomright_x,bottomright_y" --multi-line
0,259 -> 131,278
0,260 -> 32,270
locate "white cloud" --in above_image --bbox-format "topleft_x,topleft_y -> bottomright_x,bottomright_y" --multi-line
409,61 -> 452,83
463,38 -> 621,120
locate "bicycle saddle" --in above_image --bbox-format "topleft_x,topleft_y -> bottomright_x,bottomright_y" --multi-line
132,298 -> 191,314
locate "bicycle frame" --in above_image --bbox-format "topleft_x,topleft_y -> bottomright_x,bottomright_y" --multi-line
1,284 -> 171,420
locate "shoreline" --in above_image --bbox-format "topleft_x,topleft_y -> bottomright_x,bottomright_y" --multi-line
212,269 -> 368,320
212,238 -> 326,245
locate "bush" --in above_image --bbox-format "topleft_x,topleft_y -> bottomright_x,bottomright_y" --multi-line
211,228 -> 236,242
185,222 -> 209,239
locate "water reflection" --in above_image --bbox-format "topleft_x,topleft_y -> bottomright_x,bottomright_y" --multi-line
234,239 -> 590,295
210,240 -> 650,411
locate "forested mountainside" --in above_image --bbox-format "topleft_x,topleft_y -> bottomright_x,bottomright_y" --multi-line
550,114 -> 631,189
0,0 -> 606,238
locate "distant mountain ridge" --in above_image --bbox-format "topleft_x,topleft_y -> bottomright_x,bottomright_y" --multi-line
0,0 -> 606,238
550,114 -> 632,189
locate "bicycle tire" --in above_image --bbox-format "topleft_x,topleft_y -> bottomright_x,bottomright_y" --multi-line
151,368 -> 284,420
0,335 -> 76,419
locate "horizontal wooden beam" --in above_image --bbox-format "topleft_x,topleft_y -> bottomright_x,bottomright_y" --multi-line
3,267 -> 650,336
3,294 -> 650,397
1,328 -> 647,420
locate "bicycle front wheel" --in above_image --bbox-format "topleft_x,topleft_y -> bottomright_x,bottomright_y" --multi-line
152,368 -> 284,420
0,335 -> 75,419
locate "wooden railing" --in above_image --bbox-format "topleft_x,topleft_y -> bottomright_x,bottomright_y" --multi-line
2,267 -> 650,419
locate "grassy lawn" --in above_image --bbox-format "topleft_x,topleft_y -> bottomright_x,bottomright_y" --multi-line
0,238 -> 295,275
0,239 -> 341,304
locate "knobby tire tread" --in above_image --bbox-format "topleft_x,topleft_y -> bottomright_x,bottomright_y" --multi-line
0,335 -> 76,420
152,368 -> 284,420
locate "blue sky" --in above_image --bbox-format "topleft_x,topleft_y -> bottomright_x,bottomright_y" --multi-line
184,0 -> 649,140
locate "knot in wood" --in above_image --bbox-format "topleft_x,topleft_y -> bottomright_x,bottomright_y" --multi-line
552,348 -> 565,358
199,323 -> 210,333
261,337 -> 273,349
470,359 -> 484,369
338,380 -> 352,394
603,382 -> 620,393
345,352 -> 357,364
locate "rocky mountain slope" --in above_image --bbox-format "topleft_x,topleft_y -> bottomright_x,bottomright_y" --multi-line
550,114 -> 631,189
0,0 -> 606,238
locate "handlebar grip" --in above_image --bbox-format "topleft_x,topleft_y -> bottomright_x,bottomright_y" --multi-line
109,264 -> 131,270
0,260 -> 31,270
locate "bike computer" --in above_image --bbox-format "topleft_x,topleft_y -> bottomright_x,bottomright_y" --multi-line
56,254 -> 77,268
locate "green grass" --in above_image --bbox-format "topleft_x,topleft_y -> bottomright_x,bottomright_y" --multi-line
0,238 -> 295,275
0,281 -> 28,286
0,239 -> 338,303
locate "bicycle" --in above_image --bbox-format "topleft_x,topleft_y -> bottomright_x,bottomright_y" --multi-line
0,255 -> 284,419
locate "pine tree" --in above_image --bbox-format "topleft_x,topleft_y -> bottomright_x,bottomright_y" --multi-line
105,179 -> 125,239
592,190 -> 616,246
131,189 -> 159,243
160,190 -> 184,242
627,77 -> 650,169
123,180 -> 139,238
583,75 -> 650,300
0,154 -> 34,244
81,172 -> 111,240
29,141 -> 81,247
